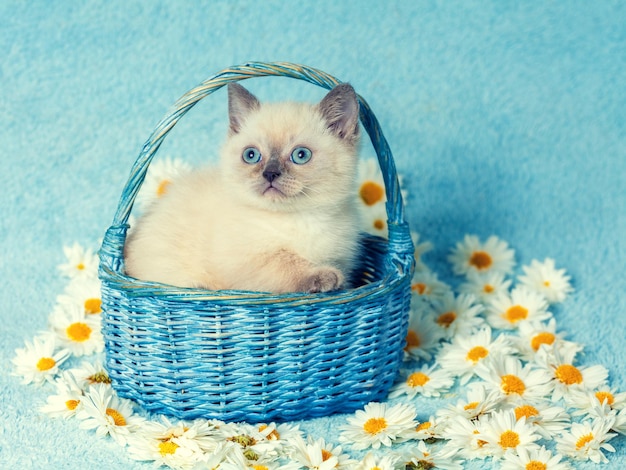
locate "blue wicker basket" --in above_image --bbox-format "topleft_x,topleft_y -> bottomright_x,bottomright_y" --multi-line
99,62 -> 415,423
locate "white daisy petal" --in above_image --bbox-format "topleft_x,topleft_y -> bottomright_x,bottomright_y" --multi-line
11,333 -> 70,386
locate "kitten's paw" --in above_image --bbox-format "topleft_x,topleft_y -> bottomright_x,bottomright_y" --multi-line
301,267 -> 345,293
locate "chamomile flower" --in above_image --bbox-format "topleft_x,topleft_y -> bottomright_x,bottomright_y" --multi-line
567,387 -> 626,419
475,355 -> 552,403
58,242 -> 99,279
437,326 -> 514,384
458,271 -> 512,303
11,333 -> 70,386
57,277 -> 103,315
486,286 -> 551,330
355,452 -> 400,470
518,258 -> 573,304
478,409 -> 541,459
49,302 -> 103,356
290,436 -> 356,469
413,415 -> 447,440
555,418 -> 617,464
501,446 -> 572,470
448,235 -> 515,277
126,416 -> 221,469
534,347 -> 609,401
40,371 -> 84,418
339,402 -> 417,450
515,319 -> 582,362
400,440 -> 465,470
255,422 -> 303,455
410,269 -> 452,304
441,414 -> 492,461
77,383 -> 145,446
135,156 -> 192,212
411,231 -> 433,272
437,382 -> 503,423
67,358 -> 112,388
389,364 -> 454,399
404,307 -> 445,362
505,400 -> 571,439
356,158 -> 389,237
431,292 -> 485,338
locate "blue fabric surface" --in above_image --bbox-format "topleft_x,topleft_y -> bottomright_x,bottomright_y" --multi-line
1,1 -> 625,468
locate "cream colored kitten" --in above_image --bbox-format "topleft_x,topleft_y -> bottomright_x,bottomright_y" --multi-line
124,83 -> 362,293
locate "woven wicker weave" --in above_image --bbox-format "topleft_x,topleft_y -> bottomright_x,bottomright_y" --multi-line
99,62 -> 415,423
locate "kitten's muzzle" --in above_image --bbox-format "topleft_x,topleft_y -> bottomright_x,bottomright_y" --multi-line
262,160 -> 282,183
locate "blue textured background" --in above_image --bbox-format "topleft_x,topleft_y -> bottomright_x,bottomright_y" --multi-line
1,1 -> 624,468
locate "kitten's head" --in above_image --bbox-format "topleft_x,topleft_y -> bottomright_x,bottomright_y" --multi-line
220,82 -> 360,212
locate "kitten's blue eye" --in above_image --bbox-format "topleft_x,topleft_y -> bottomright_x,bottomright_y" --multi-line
242,147 -> 262,164
290,147 -> 312,165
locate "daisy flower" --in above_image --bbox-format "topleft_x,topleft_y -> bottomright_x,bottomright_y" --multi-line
430,292 -> 485,339
504,400 -> 571,439
254,422 -> 303,455
458,271 -> 512,304
400,440 -> 465,470
534,347 -> 609,402
410,269 -> 452,304
555,418 -> 617,464
478,409 -> 541,459
441,414 -> 493,461
437,382 -> 503,424
126,416 -> 221,469
567,387 -> 626,419
486,286 -> 551,330
11,333 -> 70,386
67,358 -> 112,388
339,402 -> 417,450
500,446 -> 572,470
389,364 -> 454,399
135,156 -> 192,212
448,234 -> 515,277
49,302 -> 103,356
474,355 -> 553,403
515,318 -> 582,362
355,452 -> 400,470
404,307 -> 445,362
40,371 -> 84,419
356,158 -> 389,237
518,258 -> 573,304
411,231 -> 433,272
290,436 -> 356,469
413,415 -> 448,440
58,242 -> 99,279
77,383 -> 145,446
57,277 -> 103,315
437,326 -> 514,384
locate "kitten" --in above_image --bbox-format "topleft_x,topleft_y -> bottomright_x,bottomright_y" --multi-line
124,82 -> 363,293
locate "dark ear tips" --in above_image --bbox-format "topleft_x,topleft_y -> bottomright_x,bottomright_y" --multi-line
318,83 -> 360,142
228,83 -> 260,134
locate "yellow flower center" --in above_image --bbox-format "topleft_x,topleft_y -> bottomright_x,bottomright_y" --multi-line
596,391 -> 615,406
526,461 -> 547,470
515,405 -> 539,421
464,402 -> 479,411
258,424 -> 280,440
156,179 -> 171,197
405,330 -> 420,350
253,466 -> 269,470
499,430 -> 520,449
36,357 -> 56,371
407,372 -> 430,388
416,421 -> 432,432
359,180 -> 385,206
555,364 -> 583,385
66,322 -> 92,342
65,399 -> 80,410
483,284 -> 495,293
504,305 -> 529,323
88,371 -> 112,385
105,408 -> 126,426
411,282 -> 427,295
531,332 -> 555,351
501,374 -> 526,395
437,311 -> 457,328
159,439 -> 179,456
576,433 -> 595,449
363,417 -> 387,435
84,298 -> 102,314
373,219 -> 385,230
321,449 -> 333,461
76,262 -> 85,271
543,280 -> 551,287
469,251 -> 492,270
466,346 -> 489,363
371,467 -> 382,470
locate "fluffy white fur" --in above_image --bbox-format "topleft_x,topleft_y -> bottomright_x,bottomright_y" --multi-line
124,83 -> 362,293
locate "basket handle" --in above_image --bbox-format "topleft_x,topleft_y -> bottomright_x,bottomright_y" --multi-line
103,62 -> 414,274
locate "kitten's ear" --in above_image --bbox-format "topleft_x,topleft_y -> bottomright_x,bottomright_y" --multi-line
228,83 -> 260,134
318,83 -> 360,143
